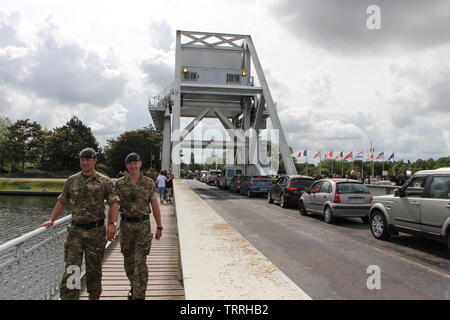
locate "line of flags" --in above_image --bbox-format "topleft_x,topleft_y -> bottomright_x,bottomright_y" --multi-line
296,150 -> 395,162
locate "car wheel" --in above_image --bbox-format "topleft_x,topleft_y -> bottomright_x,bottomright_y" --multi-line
299,201 -> 307,216
248,190 -> 253,198
267,192 -> 274,204
448,235 -> 450,254
324,207 -> 335,224
370,211 -> 391,240
280,194 -> 288,208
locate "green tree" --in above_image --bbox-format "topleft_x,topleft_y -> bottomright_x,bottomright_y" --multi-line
4,119 -> 45,171
104,128 -> 162,175
0,117 -> 12,171
41,116 -> 100,171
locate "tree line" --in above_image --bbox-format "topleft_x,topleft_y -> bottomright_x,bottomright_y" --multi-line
1,115 -> 448,178
0,116 -> 162,177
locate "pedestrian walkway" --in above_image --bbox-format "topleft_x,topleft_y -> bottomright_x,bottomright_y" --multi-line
80,202 -> 184,300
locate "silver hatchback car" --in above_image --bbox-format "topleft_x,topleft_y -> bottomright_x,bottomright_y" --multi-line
299,179 -> 372,224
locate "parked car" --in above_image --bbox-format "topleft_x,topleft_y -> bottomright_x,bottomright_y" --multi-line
218,166 -> 243,189
198,170 -> 207,181
230,175 -> 247,193
206,170 -> 222,185
239,175 -> 271,198
369,167 -> 450,253
268,175 -> 315,208
299,179 -> 372,224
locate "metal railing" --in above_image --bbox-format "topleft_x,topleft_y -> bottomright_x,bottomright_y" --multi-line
0,215 -> 72,300
149,81 -> 175,109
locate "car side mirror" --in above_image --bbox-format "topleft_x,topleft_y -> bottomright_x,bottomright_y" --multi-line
394,188 -> 404,197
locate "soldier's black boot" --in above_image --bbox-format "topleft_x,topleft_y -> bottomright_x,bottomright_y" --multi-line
127,288 -> 133,300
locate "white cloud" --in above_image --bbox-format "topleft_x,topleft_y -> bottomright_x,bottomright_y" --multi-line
0,14 -> 128,107
272,0 -> 450,54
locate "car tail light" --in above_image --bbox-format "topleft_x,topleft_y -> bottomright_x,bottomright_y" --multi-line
237,181 -> 241,184
333,191 -> 341,203
250,182 -> 257,185
370,192 -> 373,202
286,187 -> 298,191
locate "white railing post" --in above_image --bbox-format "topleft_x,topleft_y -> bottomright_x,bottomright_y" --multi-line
0,215 -> 72,300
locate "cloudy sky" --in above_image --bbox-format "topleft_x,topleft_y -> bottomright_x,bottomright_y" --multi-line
1,0 -> 449,164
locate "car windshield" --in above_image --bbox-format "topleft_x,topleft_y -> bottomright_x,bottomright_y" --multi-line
291,179 -> 314,188
252,178 -> 271,182
337,183 -> 370,194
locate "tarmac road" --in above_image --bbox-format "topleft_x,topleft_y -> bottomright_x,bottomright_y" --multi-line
187,180 -> 450,300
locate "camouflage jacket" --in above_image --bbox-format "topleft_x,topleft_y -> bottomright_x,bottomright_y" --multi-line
115,174 -> 157,217
58,171 -> 119,223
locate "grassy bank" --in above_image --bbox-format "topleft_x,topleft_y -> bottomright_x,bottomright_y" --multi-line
0,179 -> 66,192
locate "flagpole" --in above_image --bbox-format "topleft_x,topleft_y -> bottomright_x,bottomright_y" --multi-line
371,140 -> 375,178
382,151 -> 385,176
361,151 -> 364,183
331,156 -> 333,177
319,152 -> 322,176
351,153 -> 354,172
305,153 -> 308,176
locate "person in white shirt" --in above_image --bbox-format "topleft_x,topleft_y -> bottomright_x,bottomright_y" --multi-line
156,171 -> 167,204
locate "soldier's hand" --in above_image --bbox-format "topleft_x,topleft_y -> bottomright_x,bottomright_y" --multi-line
155,229 -> 162,240
107,224 -> 116,241
40,220 -> 54,228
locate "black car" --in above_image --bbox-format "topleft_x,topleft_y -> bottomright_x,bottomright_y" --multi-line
240,175 -> 271,198
268,175 -> 315,208
230,175 -> 247,193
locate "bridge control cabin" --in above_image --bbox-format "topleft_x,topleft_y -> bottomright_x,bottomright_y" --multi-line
149,30 -> 296,178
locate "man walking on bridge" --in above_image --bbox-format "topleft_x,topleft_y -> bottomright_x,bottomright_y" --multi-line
41,148 -> 120,300
115,152 -> 163,300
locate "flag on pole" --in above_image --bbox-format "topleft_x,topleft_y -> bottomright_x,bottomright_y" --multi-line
375,152 -> 384,160
313,151 -> 321,159
344,152 -> 353,159
325,151 -> 333,159
297,152 -> 302,157
355,152 -> 363,160
388,152 -> 395,161
303,149 -> 308,157
365,153 -> 374,162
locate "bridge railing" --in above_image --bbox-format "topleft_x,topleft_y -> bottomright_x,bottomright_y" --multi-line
0,215 -> 72,300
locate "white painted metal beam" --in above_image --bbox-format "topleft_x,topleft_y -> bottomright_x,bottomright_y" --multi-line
245,38 -> 297,175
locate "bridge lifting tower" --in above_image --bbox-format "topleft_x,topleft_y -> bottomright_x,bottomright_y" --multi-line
148,30 -> 296,178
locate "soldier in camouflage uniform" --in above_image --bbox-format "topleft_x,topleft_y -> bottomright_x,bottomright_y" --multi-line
115,153 -> 163,300
41,148 -> 120,300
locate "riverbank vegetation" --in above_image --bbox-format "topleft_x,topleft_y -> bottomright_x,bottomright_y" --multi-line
0,116 -> 162,178
0,179 -> 66,192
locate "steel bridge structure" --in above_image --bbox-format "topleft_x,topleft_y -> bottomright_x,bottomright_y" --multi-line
149,30 -> 296,178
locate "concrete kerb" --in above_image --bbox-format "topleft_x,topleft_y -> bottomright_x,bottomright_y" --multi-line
173,179 -> 311,300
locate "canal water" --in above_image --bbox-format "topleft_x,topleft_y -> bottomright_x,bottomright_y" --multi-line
0,195 -> 68,246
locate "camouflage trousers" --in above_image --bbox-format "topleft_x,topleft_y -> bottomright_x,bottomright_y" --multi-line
60,225 -> 107,300
120,220 -> 153,299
